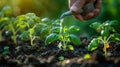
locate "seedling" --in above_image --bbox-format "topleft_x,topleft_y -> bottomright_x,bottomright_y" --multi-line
45,19 -> 81,51
18,13 -> 40,46
0,17 -> 10,41
84,54 -> 91,59
58,56 -> 65,61
88,20 -> 120,56
0,6 -> 13,41
2,46 -> 10,56
15,46 -> 20,53
0,6 -> 13,17
8,20 -> 19,44
36,18 -> 53,39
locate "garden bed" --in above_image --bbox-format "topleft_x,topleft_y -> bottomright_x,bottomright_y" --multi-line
0,37 -> 120,67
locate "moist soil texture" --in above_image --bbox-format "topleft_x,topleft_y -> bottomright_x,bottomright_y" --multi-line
0,37 -> 120,67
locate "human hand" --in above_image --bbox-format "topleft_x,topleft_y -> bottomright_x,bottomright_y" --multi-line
69,0 -> 102,20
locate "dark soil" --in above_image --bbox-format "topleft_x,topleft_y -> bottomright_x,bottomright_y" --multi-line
0,37 -> 120,67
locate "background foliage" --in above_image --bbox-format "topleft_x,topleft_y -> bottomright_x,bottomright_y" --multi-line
0,0 -> 120,37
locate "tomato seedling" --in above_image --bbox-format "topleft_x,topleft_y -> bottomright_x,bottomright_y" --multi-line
45,19 -> 81,51
88,20 -> 120,56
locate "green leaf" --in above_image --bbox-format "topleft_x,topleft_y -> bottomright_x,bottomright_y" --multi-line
27,19 -> 35,28
5,30 -> 13,36
0,17 -> 10,23
0,17 -> 10,28
52,26 -> 60,33
45,33 -> 59,45
101,28 -> 109,37
34,17 -> 40,22
52,19 -> 60,26
4,46 -> 9,50
16,15 -> 27,21
58,56 -> 64,61
25,13 -> 36,19
88,38 -> 100,51
90,22 -> 102,32
41,18 -> 50,23
113,33 -> 120,41
84,54 -> 91,59
16,21 -> 27,29
90,22 -> 101,29
29,28 -> 35,35
109,20 -> 120,33
68,45 -> 74,50
34,24 -> 42,35
109,20 -> 119,26
67,26 -> 80,33
19,31 -> 29,40
1,6 -> 13,16
41,27 -> 50,37
69,34 -> 81,45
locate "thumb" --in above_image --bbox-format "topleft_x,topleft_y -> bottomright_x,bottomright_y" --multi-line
70,0 -> 87,12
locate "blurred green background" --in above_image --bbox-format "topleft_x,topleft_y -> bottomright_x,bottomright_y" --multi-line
0,0 -> 120,37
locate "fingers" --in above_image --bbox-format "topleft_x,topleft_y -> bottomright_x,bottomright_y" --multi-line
84,12 -> 94,20
69,0 -> 102,20
70,0 -> 87,12
95,0 -> 102,9
74,14 -> 84,21
69,0 -> 76,7
83,0 -> 102,20
84,8 -> 100,20
93,8 -> 100,16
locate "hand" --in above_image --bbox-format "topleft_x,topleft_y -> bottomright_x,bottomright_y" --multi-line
69,0 -> 102,21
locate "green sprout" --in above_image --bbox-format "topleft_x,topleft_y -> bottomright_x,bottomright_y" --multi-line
2,46 -> 10,56
18,13 -> 40,46
0,6 -> 13,41
58,56 -> 65,61
0,17 -> 10,41
45,19 -> 81,51
88,20 -> 120,56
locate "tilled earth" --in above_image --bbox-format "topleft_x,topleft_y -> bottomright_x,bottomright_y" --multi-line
0,37 -> 120,67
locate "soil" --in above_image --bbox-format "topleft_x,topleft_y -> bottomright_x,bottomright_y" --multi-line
0,37 -> 120,67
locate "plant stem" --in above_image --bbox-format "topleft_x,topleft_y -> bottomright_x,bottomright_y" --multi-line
12,29 -> 17,45
30,36 -> 35,46
103,41 -> 107,57
12,35 -> 17,44
106,35 -> 112,42
29,25 -> 37,46
29,33 -> 33,46
63,36 -> 66,50
9,23 -> 17,45
100,38 -> 107,57
59,19 -> 66,50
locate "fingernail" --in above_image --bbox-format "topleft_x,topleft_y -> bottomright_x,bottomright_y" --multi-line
70,6 -> 78,12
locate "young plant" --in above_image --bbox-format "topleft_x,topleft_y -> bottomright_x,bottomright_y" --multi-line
2,46 -> 10,56
20,25 -> 37,46
88,20 -> 120,56
45,19 -> 81,51
18,13 -> 40,46
0,17 -> 10,41
35,18 -> 53,40
8,19 -> 19,44
0,6 -> 13,17
0,6 -> 13,41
